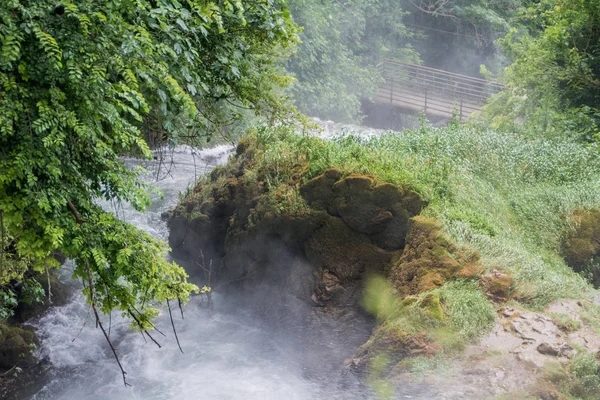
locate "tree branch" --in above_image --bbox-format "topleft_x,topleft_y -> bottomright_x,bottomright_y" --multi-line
68,200 -> 129,387
407,0 -> 458,20
86,259 -> 130,387
167,299 -> 184,354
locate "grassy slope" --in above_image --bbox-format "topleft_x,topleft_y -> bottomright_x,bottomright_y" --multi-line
253,120 -> 600,308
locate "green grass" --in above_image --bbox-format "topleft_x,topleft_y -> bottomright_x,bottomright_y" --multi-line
184,120 -> 600,363
532,350 -> 600,400
400,353 -> 451,378
250,120 -> 600,306
434,280 -> 496,340
363,275 -> 494,354
550,312 -> 583,332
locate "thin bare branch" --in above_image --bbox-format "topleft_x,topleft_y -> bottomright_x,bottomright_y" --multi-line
167,299 -> 184,354
178,297 -> 184,320
68,201 -> 129,387
407,0 -> 458,20
86,260 -> 130,387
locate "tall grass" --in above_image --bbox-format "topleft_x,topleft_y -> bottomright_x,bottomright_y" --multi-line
252,121 -> 600,306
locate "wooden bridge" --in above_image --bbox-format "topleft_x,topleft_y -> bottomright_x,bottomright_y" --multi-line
374,60 -> 504,120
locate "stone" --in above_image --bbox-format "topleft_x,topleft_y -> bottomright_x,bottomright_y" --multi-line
483,272 -> 515,301
0,324 -> 37,369
537,343 -> 560,356
304,217 -> 393,281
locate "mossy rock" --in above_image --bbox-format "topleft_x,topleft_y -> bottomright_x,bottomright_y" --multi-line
300,168 -> 343,214
389,216 -> 483,296
371,203 -> 412,251
455,263 -> 486,279
351,325 -> 440,374
562,209 -> 600,278
0,324 -> 37,369
259,210 -> 326,248
418,293 -> 445,321
304,217 -> 394,281
483,272 -> 515,301
300,171 -> 424,251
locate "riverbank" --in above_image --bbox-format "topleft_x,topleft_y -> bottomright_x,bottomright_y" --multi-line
169,122 -> 600,398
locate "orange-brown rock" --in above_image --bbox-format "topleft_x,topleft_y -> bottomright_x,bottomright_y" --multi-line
482,272 -> 515,301
389,217 -> 465,296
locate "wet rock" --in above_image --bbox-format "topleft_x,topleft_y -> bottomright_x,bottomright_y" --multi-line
312,270 -> 345,305
503,307 -> 516,318
16,270 -> 71,322
301,171 -> 424,251
305,217 -> 393,281
0,324 -> 37,369
350,327 -> 440,374
537,343 -> 560,356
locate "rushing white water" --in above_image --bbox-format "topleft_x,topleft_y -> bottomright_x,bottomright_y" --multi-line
12,144 -> 378,400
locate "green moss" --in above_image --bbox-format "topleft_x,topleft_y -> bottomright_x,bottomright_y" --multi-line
300,170 -> 424,250
389,216 -> 481,296
562,209 -> 600,286
305,217 -> 393,281
0,324 -> 37,369
418,293 -> 444,321
485,273 -> 515,301
532,351 -> 600,400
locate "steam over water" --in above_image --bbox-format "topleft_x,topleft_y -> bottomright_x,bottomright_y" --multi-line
12,144 -> 377,400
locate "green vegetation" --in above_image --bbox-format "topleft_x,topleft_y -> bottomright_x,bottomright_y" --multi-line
550,312 -> 582,333
487,0 -> 600,139
285,0 -> 417,122
176,120 -> 600,375
2,0 -> 600,394
0,0 -> 298,382
246,121 -> 597,305
284,0 -> 525,122
562,209 -> 600,287
434,280 -> 496,340
533,351 -> 600,400
402,0 -> 519,75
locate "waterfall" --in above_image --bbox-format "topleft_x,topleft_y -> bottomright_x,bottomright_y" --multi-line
12,144 -> 372,400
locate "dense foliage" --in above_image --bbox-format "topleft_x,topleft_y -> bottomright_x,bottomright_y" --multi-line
285,0 -> 417,123
402,0 -> 521,75
487,0 -> 600,139
0,0 -> 297,340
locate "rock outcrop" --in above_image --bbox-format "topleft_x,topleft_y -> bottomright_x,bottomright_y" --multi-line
166,136 -> 505,380
0,324 -> 36,369
167,138 -> 426,302
562,208 -> 600,286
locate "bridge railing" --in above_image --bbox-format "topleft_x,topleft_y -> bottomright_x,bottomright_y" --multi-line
375,60 -> 504,119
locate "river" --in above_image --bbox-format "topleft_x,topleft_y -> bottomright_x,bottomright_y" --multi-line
9,144 -> 383,400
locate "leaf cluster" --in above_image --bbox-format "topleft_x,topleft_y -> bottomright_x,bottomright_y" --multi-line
0,0 -> 298,330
